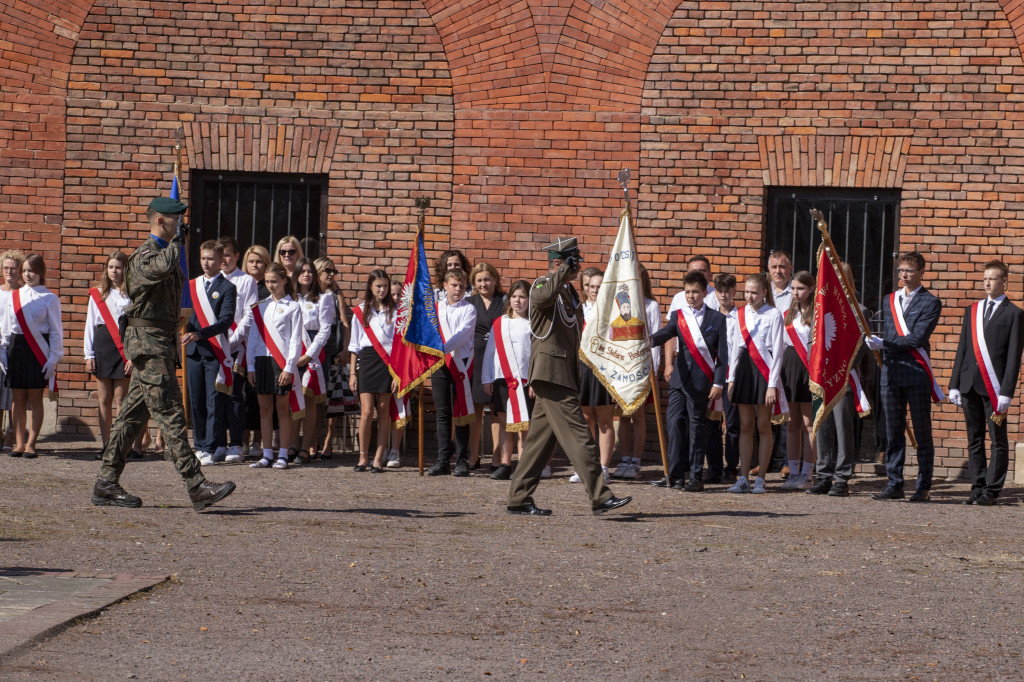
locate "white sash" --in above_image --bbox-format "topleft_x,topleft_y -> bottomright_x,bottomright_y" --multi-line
679,307 -> 723,418
300,326 -> 327,404
495,316 -> 530,431
890,293 -> 943,402
189,278 -> 233,394
438,305 -> 474,425
972,300 -> 1006,423
848,368 -> 871,416
12,289 -> 57,398
738,307 -> 789,424
252,300 -> 305,419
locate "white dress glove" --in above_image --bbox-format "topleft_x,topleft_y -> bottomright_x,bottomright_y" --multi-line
864,334 -> 884,351
997,395 -> 1012,413
41,357 -> 56,380
948,389 -> 962,407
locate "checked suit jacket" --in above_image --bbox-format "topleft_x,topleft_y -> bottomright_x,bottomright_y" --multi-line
949,298 -> 1024,400
651,308 -> 728,394
879,287 -> 942,389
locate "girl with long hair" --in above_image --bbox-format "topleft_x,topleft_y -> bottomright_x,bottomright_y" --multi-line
0,249 -> 24,450
274,236 -> 304,277
289,258 -> 335,463
467,262 -> 508,470
780,270 -> 817,490
314,257 -> 351,460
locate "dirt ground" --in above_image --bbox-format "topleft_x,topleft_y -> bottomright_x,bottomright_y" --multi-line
1,443 -> 1023,680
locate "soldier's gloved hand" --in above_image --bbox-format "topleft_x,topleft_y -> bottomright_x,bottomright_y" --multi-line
174,221 -> 190,244
563,251 -> 581,274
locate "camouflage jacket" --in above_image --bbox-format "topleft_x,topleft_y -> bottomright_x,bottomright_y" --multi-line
123,233 -> 185,359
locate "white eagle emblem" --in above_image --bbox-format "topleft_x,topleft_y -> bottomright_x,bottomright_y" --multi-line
396,283 -> 414,336
823,312 -> 837,350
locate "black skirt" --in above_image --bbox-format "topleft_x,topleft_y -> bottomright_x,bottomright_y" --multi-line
7,334 -> 47,390
731,348 -> 769,406
781,346 -> 812,403
357,347 -> 392,394
93,324 -> 127,380
254,356 -> 291,396
495,378 -> 534,419
579,362 -> 614,407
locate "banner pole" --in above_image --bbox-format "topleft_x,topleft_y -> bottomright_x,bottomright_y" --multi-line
415,199 -> 429,476
173,127 -> 192,429
811,209 -> 917,449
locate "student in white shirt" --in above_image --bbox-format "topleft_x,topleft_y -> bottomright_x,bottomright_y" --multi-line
219,236 -> 258,463
0,254 -> 63,458
316,257 -> 350,461
706,274 -> 740,484
482,279 -> 534,481
348,268 -> 399,473
289,258 -> 335,464
576,267 -> 614,483
426,268 -> 477,477
0,249 -> 24,451
780,271 -> 817,490
727,273 -> 785,494
246,263 -> 302,470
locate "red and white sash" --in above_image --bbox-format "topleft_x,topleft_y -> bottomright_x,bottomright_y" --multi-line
228,320 -> 245,373
188,278 -> 233,394
889,293 -> 944,402
251,300 -> 305,419
88,288 -> 127,368
971,300 -> 1005,420
493,316 -> 530,431
784,320 -> 811,370
738,306 -> 789,424
677,308 -> 724,418
300,326 -> 327,404
12,289 -> 58,397
848,368 -> 872,416
356,305 -> 406,428
438,307 -> 474,426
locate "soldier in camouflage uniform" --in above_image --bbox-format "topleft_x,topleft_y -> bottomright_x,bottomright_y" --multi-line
92,197 -> 236,511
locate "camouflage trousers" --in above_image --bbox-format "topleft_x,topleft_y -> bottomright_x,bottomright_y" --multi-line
98,347 -> 205,492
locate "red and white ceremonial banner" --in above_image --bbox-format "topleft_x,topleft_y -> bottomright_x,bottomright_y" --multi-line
738,306 -> 789,425
438,312 -> 475,426
889,293 -> 944,403
12,289 -> 58,399
251,301 -> 305,420
809,242 -> 867,438
493,316 -> 530,432
188,278 -> 233,394
848,368 -> 872,416
300,328 -> 327,404
970,300 -> 1007,425
677,307 -> 723,419
389,394 -> 410,429
88,288 -> 127,366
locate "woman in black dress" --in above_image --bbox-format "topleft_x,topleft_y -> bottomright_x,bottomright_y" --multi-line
466,262 -> 507,470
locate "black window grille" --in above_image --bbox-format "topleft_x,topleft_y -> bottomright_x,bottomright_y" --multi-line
188,172 -> 328,271
764,187 -> 900,319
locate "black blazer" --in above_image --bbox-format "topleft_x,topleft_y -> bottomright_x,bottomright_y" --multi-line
880,287 -> 942,388
651,307 -> 728,393
185,274 -> 237,359
949,298 -> 1024,400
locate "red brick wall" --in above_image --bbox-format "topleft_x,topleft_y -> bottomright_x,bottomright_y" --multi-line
3,0 -> 1024,478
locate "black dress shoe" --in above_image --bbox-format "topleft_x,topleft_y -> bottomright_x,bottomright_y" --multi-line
649,476 -> 672,488
91,480 -> 143,508
703,473 -> 722,484
427,459 -> 450,476
827,481 -> 850,497
452,459 -> 470,477
507,503 -> 552,516
973,494 -> 997,506
23,451 -> 37,459
908,489 -> 930,502
470,460 -> 481,471
806,478 -> 832,495
353,464 -> 368,472
721,472 -> 737,485
683,479 -> 704,492
871,486 -> 905,500
189,480 -> 236,512
592,495 -> 632,515
671,478 -> 686,491
962,489 -> 983,505
8,451 -> 22,457
370,466 -> 384,473
490,464 -> 511,480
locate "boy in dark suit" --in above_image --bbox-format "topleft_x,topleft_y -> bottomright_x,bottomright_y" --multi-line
182,240 -> 237,466
649,270 -> 729,491
865,251 -> 942,501
949,260 -> 1024,505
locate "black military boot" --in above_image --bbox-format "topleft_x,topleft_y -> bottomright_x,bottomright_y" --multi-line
452,457 -> 470,477
427,458 -> 450,476
189,480 -> 236,512
91,480 -> 143,508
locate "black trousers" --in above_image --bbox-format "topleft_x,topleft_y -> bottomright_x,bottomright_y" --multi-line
667,381 -> 713,481
431,366 -> 469,463
883,380 -> 935,490
707,391 -> 739,477
962,389 -> 1009,498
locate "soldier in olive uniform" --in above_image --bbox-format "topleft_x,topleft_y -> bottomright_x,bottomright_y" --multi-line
92,197 -> 236,512
506,238 -> 632,516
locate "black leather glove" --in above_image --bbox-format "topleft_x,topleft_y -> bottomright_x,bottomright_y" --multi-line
564,251 -> 581,274
174,221 -> 190,244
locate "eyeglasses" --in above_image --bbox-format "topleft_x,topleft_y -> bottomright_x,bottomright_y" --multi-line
279,248 -> 297,256
896,268 -> 921,275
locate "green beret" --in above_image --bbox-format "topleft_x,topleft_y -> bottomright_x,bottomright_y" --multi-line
148,197 -> 187,215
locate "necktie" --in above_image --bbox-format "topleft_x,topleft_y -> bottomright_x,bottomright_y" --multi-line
986,300 -> 995,324
206,278 -> 213,294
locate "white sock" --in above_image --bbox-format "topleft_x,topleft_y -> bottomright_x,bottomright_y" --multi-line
787,459 -> 800,473
262,448 -> 273,461
801,461 -> 814,477
277,448 -> 288,461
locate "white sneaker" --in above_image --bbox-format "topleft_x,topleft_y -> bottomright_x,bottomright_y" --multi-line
728,477 -> 750,494
541,465 -> 552,478
224,445 -> 244,464
612,460 -> 633,478
752,477 -> 767,494
196,450 -> 214,466
619,461 -> 641,480
781,473 -> 803,490
385,448 -> 400,468
569,472 -> 582,483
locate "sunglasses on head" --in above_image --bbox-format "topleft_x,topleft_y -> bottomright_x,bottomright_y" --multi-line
279,248 -> 297,256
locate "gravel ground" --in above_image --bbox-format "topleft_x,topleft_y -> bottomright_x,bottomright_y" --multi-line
1,444 -> 1023,680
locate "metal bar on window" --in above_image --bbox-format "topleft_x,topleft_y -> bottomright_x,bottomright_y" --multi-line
252,182 -> 257,247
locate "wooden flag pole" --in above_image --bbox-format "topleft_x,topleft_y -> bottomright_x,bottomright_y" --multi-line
173,126 -> 192,428
618,169 -> 670,477
811,209 -> 917,449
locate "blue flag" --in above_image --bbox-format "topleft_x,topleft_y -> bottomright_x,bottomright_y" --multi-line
389,226 -> 444,397
171,174 -> 192,309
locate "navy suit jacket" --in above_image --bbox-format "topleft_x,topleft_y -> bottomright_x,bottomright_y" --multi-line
880,287 -> 942,388
185,274 -> 237,360
651,308 -> 728,393
949,298 -> 1024,400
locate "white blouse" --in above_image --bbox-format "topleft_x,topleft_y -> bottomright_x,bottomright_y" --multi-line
84,288 -> 131,360
482,316 -> 531,384
784,315 -> 812,352
245,295 -> 302,375
644,297 -> 662,370
224,267 -> 258,348
348,305 -> 397,355
728,303 -> 784,388
437,297 -> 476,362
0,285 -> 64,362
296,291 -> 335,360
